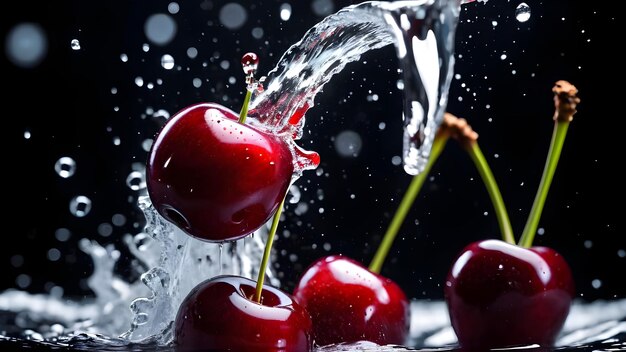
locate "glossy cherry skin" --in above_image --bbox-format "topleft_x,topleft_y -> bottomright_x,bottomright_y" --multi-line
147,103 -> 294,242
293,256 -> 410,346
174,275 -> 313,351
444,239 -> 575,350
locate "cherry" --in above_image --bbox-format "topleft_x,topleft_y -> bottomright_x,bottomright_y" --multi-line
444,82 -> 580,350
174,275 -> 313,351
293,256 -> 409,346
146,102 -> 294,242
444,240 -> 574,350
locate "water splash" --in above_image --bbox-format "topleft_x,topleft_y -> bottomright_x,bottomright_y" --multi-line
250,0 -> 461,175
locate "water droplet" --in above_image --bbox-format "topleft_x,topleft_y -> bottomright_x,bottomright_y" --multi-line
192,78 -> 202,88
252,27 -> 264,39
392,156 -> 402,166
135,77 -> 144,87
24,130 -> 32,139
186,47 -> 198,59
241,52 -> 259,75
500,54 -> 507,60
334,130 -> 362,158
112,214 -> 127,226
515,3 -> 531,23
142,43 -> 150,52
120,53 -> 128,62
537,228 -> 545,235
311,0 -> 334,16
70,195 -> 92,217
584,240 -> 593,249
55,228 -> 72,242
618,249 -> 626,258
16,274 -> 32,288
142,139 -> 154,152
97,223 -> 113,237
161,54 -> 175,69
144,13 -> 177,45
168,2 -> 180,14
280,4 -> 292,21
219,3 -> 247,30
126,171 -> 146,191
288,185 -> 301,204
47,248 -> 61,261
5,23 -> 48,68
591,279 -> 602,289
71,39 -> 81,50
55,157 -> 77,178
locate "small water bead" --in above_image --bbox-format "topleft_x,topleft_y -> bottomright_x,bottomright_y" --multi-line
334,130 -> 362,158
311,0 -> 334,16
142,139 -> 153,152
112,214 -> 127,226
392,156 -> 402,166
142,43 -> 150,52
288,185 -> 301,204
192,78 -> 202,88
70,195 -> 92,217
126,171 -> 146,191
135,77 -> 144,87
24,130 -> 31,139
54,156 -> 77,178
280,3 -> 292,21
10,255 -> 24,268
16,274 -> 32,289
144,14 -> 177,45
168,2 -> 179,14
113,136 -> 121,145
161,54 -> 175,70
5,23 -> 48,68
251,27 -> 264,39
70,39 -> 81,50
515,3 -> 531,23
219,3 -> 247,30
54,228 -> 71,242
186,47 -> 198,59
120,53 -> 128,62
47,248 -> 61,262
98,223 -> 113,237
241,52 -> 259,75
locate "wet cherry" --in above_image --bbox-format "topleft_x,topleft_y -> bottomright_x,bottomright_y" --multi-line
174,275 -> 313,352
445,240 -> 574,350
293,256 -> 409,346
146,103 -> 294,242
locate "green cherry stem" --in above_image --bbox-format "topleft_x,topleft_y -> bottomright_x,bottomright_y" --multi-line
238,89 -> 252,124
369,134 -> 449,274
518,80 -> 579,248
467,142 -> 516,245
253,197 -> 286,303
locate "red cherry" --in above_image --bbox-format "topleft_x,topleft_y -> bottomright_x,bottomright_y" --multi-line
147,103 -> 294,242
293,256 -> 410,346
174,275 -> 313,351
444,239 -> 575,350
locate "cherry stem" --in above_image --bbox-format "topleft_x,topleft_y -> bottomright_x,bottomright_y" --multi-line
467,142 -> 516,244
253,197 -> 286,303
518,121 -> 570,248
238,89 -> 252,124
369,134 -> 448,274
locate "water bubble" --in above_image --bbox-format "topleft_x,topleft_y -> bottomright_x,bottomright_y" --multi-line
113,136 -> 121,146
47,248 -> 61,262
142,43 -> 150,52
5,23 -> 48,68
252,27 -> 264,39
491,21 -> 498,27
591,279 -> 602,289
537,227 -> 545,235
111,87 -> 118,94
120,53 -> 128,62
186,47 -> 198,59
618,249 -> 626,258
168,2 -> 180,14
24,130 -> 31,139
144,13 -> 177,45
192,78 -> 202,88
161,54 -> 175,69
378,122 -> 386,130
219,3 -> 247,30
126,171 -> 146,191
334,130 -> 363,158
135,77 -> 144,87
70,195 -> 92,217
311,0 -> 335,16
70,39 -> 81,50
54,156 -> 77,178
515,3 -> 531,23
392,156 -> 402,166
584,240 -> 593,249
500,54 -> 507,60
280,4 -> 292,21
396,80 -> 404,90
220,60 -> 230,70
54,228 -> 72,242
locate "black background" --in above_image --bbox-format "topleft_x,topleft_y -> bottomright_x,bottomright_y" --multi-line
1,0 -> 624,304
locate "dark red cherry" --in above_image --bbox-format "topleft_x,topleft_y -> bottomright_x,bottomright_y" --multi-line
147,103 -> 294,242
293,256 -> 410,346
444,239 -> 575,350
174,275 -> 313,352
